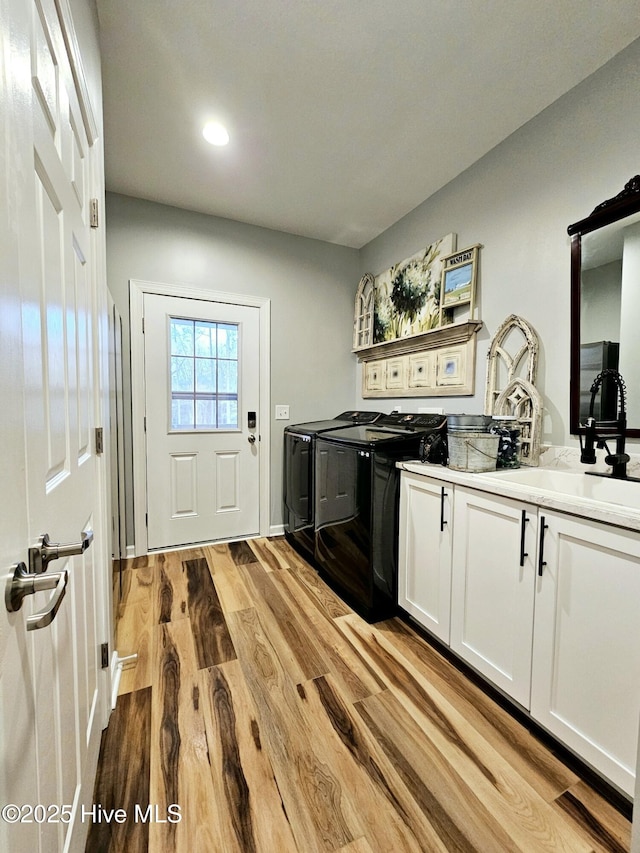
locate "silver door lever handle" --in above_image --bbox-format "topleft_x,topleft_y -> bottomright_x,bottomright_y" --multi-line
29,529 -> 93,574
5,562 -> 68,630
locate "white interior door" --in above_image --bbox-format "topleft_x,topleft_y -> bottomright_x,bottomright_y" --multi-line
144,293 -> 261,549
0,1 -> 109,851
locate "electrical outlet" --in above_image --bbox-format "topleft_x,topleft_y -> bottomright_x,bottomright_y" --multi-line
275,405 -> 290,420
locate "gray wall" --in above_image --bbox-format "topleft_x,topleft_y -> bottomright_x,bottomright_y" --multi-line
358,37 -> 640,452
107,37 -> 640,546
105,194 -> 360,542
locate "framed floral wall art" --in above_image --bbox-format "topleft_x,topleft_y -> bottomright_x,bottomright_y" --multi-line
372,233 -> 456,344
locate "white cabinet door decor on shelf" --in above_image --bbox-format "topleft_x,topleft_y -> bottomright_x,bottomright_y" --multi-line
398,472 -> 453,644
531,511 -> 640,797
450,487 -> 538,708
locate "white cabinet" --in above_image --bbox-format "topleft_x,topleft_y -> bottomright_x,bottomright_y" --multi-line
450,487 -> 538,708
398,472 -> 453,644
531,510 -> 640,797
398,470 -> 640,795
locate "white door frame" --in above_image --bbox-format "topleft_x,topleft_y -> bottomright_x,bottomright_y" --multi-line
130,279 -> 271,555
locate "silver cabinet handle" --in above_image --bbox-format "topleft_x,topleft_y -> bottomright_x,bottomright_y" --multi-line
5,562 -> 68,631
29,529 -> 93,574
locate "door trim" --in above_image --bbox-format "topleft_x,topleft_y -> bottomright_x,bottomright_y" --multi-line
130,279 -> 271,555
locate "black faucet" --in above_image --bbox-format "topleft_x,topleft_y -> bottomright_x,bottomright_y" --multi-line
579,369 -> 631,479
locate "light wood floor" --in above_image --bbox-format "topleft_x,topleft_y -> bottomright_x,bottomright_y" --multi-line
89,537 -> 632,852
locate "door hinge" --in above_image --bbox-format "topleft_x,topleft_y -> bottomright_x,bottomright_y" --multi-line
90,198 -> 99,228
143,416 -> 146,432
100,642 -> 109,669
145,512 -> 148,527
142,317 -> 145,333
95,427 -> 104,455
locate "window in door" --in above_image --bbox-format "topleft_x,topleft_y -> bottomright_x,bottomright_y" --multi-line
169,317 -> 238,430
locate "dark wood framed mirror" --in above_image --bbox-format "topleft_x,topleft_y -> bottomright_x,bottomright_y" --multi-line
569,175 -> 640,438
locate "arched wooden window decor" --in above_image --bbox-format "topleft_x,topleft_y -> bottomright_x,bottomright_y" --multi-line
485,314 -> 543,465
353,273 -> 374,350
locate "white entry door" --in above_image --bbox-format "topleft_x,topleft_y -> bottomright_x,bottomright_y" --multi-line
144,293 -> 261,549
0,1 -> 109,851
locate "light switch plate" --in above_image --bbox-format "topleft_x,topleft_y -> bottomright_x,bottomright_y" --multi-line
275,405 -> 290,420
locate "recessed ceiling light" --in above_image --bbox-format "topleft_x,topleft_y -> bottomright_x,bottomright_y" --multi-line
203,121 -> 229,146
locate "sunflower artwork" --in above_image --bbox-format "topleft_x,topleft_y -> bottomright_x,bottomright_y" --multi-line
373,234 -> 456,344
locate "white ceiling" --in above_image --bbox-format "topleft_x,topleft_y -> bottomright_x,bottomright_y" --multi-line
96,1 -> 640,249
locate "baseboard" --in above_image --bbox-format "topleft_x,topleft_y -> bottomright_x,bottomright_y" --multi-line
110,651 -> 138,709
110,653 -> 122,710
269,524 -> 285,537
125,545 -> 135,559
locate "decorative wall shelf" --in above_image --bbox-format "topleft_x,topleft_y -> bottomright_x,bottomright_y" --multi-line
355,320 -> 482,399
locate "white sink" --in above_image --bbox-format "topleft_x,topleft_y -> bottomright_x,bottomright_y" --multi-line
478,467 -> 640,508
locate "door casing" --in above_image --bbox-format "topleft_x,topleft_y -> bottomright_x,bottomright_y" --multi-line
130,279 -> 271,555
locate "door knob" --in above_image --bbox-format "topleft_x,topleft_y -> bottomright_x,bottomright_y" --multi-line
248,433 -> 256,444
29,529 -> 93,574
5,562 -> 68,630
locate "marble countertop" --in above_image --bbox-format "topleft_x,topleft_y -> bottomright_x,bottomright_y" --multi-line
399,456 -> 640,532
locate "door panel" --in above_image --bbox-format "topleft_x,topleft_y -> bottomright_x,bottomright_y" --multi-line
171,453 -> 199,516
216,451 -> 240,511
0,0 -> 108,850
450,487 -> 537,708
398,473 -> 452,643
144,293 -> 261,549
531,512 -> 640,796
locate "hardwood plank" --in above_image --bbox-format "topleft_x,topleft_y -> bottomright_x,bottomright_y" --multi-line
205,543 -> 254,612
116,590 -> 154,694
124,554 -> 157,570
149,619 -> 223,853
337,840 -> 376,853
266,535 -> 299,567
271,567 -> 386,703
340,616 -> 594,852
228,539 -> 258,565
227,607 -> 360,852
199,660 -> 298,852
355,690 -> 523,853
119,560 -> 155,608
377,617 -> 581,801
302,674 -> 450,853
185,556 -> 236,668
149,622 -> 183,853
155,551 -> 189,624
279,548 -> 352,619
248,536 -> 290,571
553,782 -> 632,853
106,544 -> 632,852
239,560 -> 329,682
86,687 -> 151,853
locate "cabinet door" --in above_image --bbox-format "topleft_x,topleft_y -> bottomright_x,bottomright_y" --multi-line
451,487 -> 537,707
531,511 -> 640,797
398,472 -> 452,643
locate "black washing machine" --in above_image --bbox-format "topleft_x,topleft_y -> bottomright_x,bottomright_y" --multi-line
283,411 -> 383,564
314,413 -> 446,621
